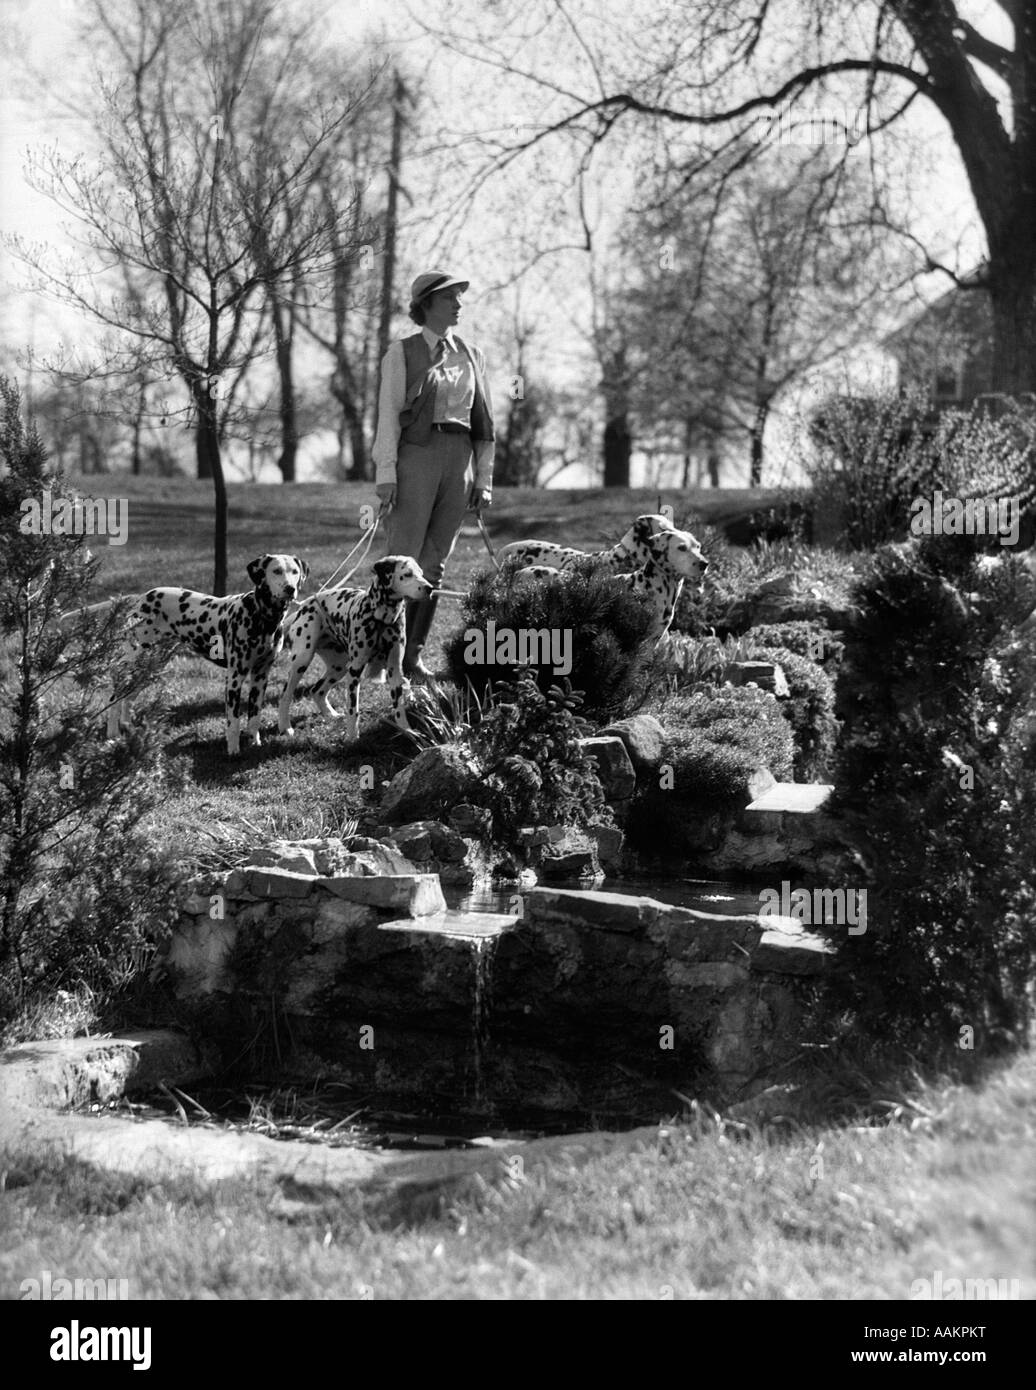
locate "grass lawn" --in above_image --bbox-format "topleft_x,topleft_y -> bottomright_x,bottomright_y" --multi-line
75,474 -> 786,601
59,477 -> 785,852
1,1046 -> 1033,1300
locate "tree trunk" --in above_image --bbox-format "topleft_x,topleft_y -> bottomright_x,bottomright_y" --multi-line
331,367 -> 368,481
681,416 -> 694,489
335,411 -> 348,476
272,296 -> 297,483
276,395 -> 297,482
988,255 -> 1036,395
600,342 -> 631,487
194,385 -> 228,596
348,410 -> 368,480
603,413 -> 631,487
889,2 -> 1036,401
377,72 -> 407,374
749,399 -> 771,488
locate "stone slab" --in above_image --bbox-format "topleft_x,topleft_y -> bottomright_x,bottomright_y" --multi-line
319,873 -> 446,916
526,887 -> 660,934
0,1031 -> 216,1113
723,660 -> 791,697
648,906 -> 763,960
379,910 -> 518,939
226,867 -> 317,899
241,843 -> 320,876
752,929 -> 833,974
744,782 -> 834,815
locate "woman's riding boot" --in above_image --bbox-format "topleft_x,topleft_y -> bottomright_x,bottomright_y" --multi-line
403,594 -> 440,682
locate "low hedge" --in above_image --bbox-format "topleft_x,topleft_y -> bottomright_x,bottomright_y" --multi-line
747,619 -> 845,666
655,686 -> 796,781
628,685 -> 795,858
442,564 -> 654,720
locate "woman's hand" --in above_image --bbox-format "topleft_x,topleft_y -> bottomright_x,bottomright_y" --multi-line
375,483 -> 396,512
468,486 -> 492,512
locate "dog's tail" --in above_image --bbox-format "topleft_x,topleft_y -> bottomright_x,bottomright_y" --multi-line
55,595 -> 133,634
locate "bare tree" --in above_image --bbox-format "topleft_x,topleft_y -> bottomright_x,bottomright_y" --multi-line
298,91 -> 393,483
624,146 -> 904,484
7,0 -> 371,593
423,0 -> 1036,410
244,29 -> 389,483
571,166 -> 636,487
377,72 -> 412,384
495,312 -> 547,487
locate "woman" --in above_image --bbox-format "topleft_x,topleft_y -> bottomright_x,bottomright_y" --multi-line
371,270 -> 495,680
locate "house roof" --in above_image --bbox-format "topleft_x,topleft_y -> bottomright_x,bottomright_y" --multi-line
882,265 -> 990,355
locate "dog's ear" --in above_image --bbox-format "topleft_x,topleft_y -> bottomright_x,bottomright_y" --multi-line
293,556 -> 310,585
373,557 -> 393,585
247,556 -> 270,585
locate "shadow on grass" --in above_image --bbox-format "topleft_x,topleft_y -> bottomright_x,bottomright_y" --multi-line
163,696 -> 227,729
163,713 -> 415,791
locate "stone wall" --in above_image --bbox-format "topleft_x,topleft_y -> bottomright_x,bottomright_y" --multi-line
502,887 -> 829,1098
168,844 -> 831,1115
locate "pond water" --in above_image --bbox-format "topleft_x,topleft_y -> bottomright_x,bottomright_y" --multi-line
116,1088 -> 584,1151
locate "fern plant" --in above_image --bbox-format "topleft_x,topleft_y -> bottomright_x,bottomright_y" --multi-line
469,672 -> 613,840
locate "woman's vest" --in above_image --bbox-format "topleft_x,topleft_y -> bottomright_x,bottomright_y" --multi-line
398,333 -> 495,447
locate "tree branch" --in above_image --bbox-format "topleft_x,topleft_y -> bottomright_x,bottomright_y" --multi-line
953,17 -> 1013,80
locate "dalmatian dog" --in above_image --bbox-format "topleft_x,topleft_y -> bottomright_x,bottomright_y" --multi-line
502,514 -> 708,642
277,556 -> 432,741
108,554 -> 308,755
508,563 -> 564,586
614,527 -> 708,641
499,513 -> 679,574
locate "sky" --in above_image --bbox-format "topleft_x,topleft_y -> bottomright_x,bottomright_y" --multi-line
0,0 -> 1002,485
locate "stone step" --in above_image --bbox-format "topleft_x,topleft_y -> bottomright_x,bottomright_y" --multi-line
380,909 -> 519,940
744,783 -> 834,815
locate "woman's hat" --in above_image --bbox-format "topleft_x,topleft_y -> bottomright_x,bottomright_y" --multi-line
410,271 -> 470,304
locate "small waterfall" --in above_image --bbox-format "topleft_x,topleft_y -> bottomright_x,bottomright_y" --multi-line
470,933 -> 499,1108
